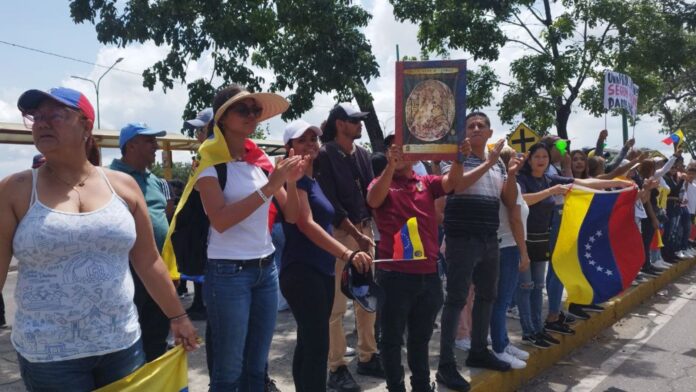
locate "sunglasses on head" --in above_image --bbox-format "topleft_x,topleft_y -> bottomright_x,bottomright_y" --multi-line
228,104 -> 263,118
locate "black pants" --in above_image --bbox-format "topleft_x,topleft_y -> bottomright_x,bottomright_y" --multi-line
377,270 -> 443,392
280,262 -> 334,392
0,293 -> 5,325
130,265 -> 170,362
641,218 -> 655,268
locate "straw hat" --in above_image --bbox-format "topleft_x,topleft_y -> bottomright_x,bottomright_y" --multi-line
214,90 -> 289,123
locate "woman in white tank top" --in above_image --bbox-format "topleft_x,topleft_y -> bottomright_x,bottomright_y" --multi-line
0,87 -> 198,391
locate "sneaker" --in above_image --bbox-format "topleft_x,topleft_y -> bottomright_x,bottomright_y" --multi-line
356,353 -> 385,378
493,351 -> 526,369
412,382 -> 438,392
345,346 -> 356,357
466,349 -> 511,371
539,331 -> 560,345
522,335 -> 551,349
507,306 -> 520,320
455,338 -> 471,351
567,304 -> 590,320
504,344 -> 529,360
435,363 -> 470,392
581,304 -> 605,313
544,320 -> 575,336
653,259 -> 672,269
328,365 -> 361,392
265,377 -> 281,392
641,265 -> 662,276
676,251 -> 689,259
558,311 -> 576,325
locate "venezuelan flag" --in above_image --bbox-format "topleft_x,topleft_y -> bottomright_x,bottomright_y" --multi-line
552,185 -> 644,305
661,129 -> 685,147
392,217 -> 427,261
95,345 -> 188,392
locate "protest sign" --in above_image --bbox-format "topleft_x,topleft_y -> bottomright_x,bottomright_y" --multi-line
395,60 -> 467,160
604,71 -> 639,119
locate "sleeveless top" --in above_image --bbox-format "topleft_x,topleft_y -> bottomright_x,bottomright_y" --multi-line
11,168 -> 141,362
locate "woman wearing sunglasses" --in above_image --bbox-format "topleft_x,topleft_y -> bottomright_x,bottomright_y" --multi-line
0,87 -> 198,391
196,85 -> 307,391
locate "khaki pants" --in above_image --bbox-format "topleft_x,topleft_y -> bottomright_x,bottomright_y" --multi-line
328,224 -> 377,371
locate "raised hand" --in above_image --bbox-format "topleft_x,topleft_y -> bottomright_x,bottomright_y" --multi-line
268,154 -> 304,191
599,129 -> 608,141
507,153 -> 527,176
487,139 -> 505,166
386,145 -> 403,168
459,138 -> 472,158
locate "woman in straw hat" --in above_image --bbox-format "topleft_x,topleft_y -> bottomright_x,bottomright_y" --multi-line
0,87 -> 199,391
196,84 -> 306,391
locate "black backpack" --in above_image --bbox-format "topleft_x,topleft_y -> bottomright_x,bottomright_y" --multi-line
171,163 -> 227,276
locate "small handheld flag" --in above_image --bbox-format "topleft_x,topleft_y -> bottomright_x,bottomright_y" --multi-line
390,217 -> 426,262
661,129 -> 685,147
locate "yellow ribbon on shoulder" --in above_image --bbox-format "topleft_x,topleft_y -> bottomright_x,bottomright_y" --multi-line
162,126 -> 232,280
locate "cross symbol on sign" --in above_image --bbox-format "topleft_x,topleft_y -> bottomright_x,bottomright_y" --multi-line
509,124 -> 540,153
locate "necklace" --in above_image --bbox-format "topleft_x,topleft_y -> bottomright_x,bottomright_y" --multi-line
45,164 -> 94,188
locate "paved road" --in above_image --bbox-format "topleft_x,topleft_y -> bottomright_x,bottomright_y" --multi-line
520,268 -> 696,392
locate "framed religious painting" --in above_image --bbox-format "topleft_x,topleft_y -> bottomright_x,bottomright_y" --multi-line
395,60 -> 467,160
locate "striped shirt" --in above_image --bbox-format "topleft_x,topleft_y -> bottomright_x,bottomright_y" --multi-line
443,152 -> 507,236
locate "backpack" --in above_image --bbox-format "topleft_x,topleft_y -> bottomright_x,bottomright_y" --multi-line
171,163 -> 227,276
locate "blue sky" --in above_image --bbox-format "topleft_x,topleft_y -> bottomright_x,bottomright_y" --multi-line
0,1 -> 675,180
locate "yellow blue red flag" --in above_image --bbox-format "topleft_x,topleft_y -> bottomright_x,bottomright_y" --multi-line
552,185 -> 644,305
391,217 -> 426,261
94,345 -> 188,392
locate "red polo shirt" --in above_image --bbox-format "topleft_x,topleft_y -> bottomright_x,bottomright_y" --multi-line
369,172 -> 445,274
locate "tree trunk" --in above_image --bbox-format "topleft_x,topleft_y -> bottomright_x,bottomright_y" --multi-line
351,79 -> 384,153
555,103 -> 571,139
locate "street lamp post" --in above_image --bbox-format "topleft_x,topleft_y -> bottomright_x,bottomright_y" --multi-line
71,57 -> 124,129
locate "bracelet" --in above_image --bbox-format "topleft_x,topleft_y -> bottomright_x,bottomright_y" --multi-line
169,313 -> 188,322
256,188 -> 269,203
348,250 -> 360,264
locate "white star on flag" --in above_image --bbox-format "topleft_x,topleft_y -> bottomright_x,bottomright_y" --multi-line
589,236 -> 595,243
585,252 -> 592,259
596,266 -> 603,272
596,230 -> 603,237
606,270 -> 613,276
589,259 -> 596,265
585,243 -> 592,250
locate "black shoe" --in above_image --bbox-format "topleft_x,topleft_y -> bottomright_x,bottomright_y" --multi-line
435,363 -> 470,392
328,365 -> 361,392
568,304 -> 590,320
265,377 -> 281,392
581,304 -> 604,313
539,331 -> 560,345
356,353 -> 385,378
641,266 -> 661,276
559,311 -> 576,325
411,382 -> 437,392
522,334 -> 551,349
466,349 -> 511,371
544,320 -> 576,335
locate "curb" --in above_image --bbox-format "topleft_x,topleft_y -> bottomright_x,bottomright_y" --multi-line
469,257 -> 696,392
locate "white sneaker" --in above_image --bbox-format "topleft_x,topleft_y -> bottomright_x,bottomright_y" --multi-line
504,344 -> 530,361
676,251 -> 688,259
455,338 -> 471,351
507,307 -> 520,320
493,351 -> 526,369
653,259 -> 671,270
686,249 -> 696,257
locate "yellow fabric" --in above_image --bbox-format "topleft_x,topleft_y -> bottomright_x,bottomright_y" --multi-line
406,217 -> 426,260
94,346 -> 188,392
162,125 -> 232,280
675,129 -> 686,148
656,230 -> 664,248
551,187 -> 595,305
657,186 -> 670,210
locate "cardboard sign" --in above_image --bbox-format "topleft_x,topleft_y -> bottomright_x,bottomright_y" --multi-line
604,71 -> 639,119
507,123 -> 540,153
395,60 -> 467,160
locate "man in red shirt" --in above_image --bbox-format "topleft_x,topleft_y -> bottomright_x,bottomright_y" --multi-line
366,139 -> 470,392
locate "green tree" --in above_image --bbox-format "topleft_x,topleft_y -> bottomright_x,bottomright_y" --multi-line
151,161 -> 192,183
69,0 -> 384,147
391,0 -> 644,138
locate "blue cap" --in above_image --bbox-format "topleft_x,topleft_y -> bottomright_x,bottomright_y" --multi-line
184,108 -> 213,130
18,87 -> 95,122
119,122 -> 166,149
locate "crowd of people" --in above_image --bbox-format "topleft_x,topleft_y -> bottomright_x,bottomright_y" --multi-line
0,84 -> 693,392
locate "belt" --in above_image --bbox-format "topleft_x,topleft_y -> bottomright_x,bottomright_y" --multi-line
209,254 -> 274,270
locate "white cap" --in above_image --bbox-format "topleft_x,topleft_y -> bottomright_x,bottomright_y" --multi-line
335,103 -> 369,119
283,120 -> 322,144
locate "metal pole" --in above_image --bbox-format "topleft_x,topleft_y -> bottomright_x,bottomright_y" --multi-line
71,57 -> 123,129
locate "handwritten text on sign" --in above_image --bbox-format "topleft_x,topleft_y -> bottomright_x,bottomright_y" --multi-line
604,71 -> 639,119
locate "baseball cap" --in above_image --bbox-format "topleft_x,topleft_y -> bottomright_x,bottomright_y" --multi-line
340,262 -> 384,313
119,122 -> 167,149
184,108 -> 213,130
331,103 -> 369,120
17,87 -> 95,122
283,120 -> 322,144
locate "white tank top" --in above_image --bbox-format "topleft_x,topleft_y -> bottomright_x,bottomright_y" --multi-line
11,168 -> 141,362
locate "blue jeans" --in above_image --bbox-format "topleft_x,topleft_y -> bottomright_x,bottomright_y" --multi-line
490,246 -> 520,353
18,338 -> 145,391
515,262 -> 547,337
205,257 -> 279,391
547,205 -> 564,315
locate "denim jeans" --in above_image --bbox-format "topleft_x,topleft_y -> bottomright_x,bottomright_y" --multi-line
377,270 -> 443,391
515,261 -> 547,337
547,205 -> 564,315
439,234 -> 499,366
18,338 -> 145,391
205,257 -> 279,391
663,204 -> 682,257
490,246 -> 520,353
679,208 -> 691,250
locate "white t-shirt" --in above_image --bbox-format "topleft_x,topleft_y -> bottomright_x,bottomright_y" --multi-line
498,183 -> 529,249
199,162 -> 275,259
687,181 -> 696,214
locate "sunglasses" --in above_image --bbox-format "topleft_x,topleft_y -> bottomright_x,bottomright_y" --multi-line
227,104 -> 263,118
23,107 -> 81,130
344,117 -> 362,124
